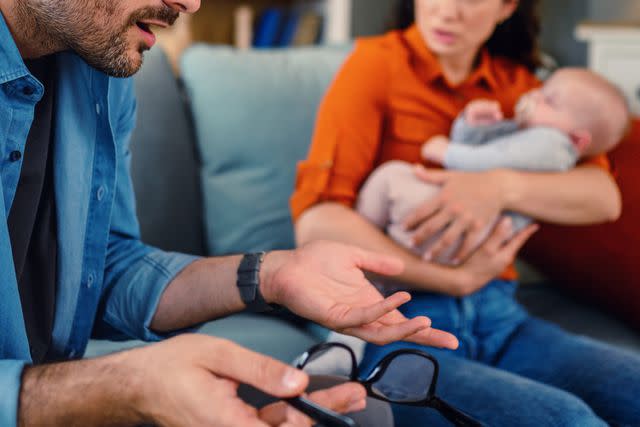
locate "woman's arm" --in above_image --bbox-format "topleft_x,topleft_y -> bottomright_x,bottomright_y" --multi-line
499,165 -> 622,224
409,162 -> 621,261
296,202 -> 535,296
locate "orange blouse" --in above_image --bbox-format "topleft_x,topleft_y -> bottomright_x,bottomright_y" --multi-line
291,25 -> 610,280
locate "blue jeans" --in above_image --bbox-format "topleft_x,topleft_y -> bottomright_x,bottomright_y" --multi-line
360,280 -> 640,427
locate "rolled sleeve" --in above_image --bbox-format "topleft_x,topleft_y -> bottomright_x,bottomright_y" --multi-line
101,249 -> 200,341
95,77 -> 202,342
0,360 -> 27,427
290,39 -> 390,221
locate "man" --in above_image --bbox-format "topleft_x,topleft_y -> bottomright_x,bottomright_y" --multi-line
0,0 -> 459,425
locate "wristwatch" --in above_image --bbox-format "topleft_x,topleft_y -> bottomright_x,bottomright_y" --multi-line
236,252 -> 279,313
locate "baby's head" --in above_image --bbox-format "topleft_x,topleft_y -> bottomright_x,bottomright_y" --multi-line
515,68 -> 630,157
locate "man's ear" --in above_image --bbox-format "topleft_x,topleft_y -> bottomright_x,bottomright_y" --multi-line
569,129 -> 592,154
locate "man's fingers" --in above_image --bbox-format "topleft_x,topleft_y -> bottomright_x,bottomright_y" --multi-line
207,339 -> 309,398
403,326 -> 460,350
355,249 -> 404,277
307,383 -> 367,414
343,316 -> 431,345
330,292 -> 411,329
260,383 -> 366,426
259,402 -> 310,427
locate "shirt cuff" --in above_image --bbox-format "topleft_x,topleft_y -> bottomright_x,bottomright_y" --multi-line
0,360 -> 27,427
102,250 -> 202,342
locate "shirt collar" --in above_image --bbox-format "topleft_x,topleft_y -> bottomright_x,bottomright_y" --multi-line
404,24 -> 499,91
0,11 -> 30,85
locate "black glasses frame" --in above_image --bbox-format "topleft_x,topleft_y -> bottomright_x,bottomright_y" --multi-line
295,342 -> 484,427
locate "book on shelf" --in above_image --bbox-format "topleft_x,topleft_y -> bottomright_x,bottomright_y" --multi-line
253,7 -> 284,48
233,4 -> 324,49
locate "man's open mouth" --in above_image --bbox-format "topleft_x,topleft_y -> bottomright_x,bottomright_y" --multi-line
136,21 -> 153,35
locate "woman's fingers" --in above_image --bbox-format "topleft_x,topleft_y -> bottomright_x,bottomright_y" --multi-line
412,209 -> 451,248
403,196 -> 443,231
426,215 -> 472,260
500,223 -> 539,256
481,217 -> 513,255
451,226 -> 486,264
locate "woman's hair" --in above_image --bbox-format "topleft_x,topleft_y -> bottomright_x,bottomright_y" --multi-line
394,0 -> 542,71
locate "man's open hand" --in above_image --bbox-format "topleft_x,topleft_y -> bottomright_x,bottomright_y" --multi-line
261,241 -> 459,349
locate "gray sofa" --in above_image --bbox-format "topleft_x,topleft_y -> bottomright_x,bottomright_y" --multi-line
86,46 -> 640,362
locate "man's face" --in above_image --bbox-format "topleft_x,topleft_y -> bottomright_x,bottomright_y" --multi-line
18,0 -> 182,77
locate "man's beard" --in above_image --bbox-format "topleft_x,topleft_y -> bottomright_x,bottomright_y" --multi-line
15,1 -> 178,78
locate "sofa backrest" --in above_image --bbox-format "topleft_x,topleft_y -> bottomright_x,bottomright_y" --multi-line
129,47 -> 206,256
181,45 -> 351,255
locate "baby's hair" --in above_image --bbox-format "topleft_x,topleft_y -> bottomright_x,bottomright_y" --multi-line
556,69 -> 631,151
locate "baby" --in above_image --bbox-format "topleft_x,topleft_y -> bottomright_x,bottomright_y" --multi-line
357,68 -> 630,265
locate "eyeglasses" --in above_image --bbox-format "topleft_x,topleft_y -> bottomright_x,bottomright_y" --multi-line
291,342 -> 484,427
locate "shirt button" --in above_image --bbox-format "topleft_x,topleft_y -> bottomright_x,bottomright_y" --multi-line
87,273 -> 95,289
23,86 -> 35,96
97,186 -> 106,201
9,151 -> 22,162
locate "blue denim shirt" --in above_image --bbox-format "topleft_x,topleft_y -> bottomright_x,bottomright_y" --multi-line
0,14 -> 198,426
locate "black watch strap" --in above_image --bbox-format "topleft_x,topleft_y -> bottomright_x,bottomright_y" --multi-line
237,252 -> 278,313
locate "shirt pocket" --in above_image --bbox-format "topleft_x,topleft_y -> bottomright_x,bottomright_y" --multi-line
388,113 -> 433,144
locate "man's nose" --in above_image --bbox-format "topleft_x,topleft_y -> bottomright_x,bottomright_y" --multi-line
163,0 -> 200,14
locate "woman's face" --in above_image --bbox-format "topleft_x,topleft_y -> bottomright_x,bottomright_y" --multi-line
415,0 -> 518,59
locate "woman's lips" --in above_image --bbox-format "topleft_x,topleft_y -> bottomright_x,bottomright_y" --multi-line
432,29 -> 457,45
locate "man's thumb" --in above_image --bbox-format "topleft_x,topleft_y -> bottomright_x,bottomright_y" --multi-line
208,338 -> 309,397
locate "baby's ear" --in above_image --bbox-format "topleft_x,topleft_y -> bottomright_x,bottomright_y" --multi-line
569,129 -> 592,154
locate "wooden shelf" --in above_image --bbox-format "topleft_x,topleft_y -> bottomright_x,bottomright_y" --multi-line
156,0 -> 352,72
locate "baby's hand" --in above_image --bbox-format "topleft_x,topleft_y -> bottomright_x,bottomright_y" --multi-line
422,135 -> 450,165
465,99 -> 504,126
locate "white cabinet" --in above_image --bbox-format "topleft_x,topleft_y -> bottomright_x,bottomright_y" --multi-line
576,24 -> 640,115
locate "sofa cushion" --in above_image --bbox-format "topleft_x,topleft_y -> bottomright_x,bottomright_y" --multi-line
130,46 -> 206,256
181,45 -> 350,255
522,118 -> 640,330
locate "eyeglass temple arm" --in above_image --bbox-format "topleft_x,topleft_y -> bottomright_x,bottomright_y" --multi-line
430,396 -> 485,427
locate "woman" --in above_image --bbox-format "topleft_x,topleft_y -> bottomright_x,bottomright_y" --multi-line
291,0 -> 640,425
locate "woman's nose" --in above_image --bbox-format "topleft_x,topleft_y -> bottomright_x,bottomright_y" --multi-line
163,0 -> 200,14
433,0 -> 460,20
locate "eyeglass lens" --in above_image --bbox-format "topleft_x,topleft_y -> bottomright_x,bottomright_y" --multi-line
370,353 -> 434,403
301,345 -> 355,378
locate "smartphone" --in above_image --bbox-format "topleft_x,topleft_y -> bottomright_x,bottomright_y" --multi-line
284,396 -> 359,427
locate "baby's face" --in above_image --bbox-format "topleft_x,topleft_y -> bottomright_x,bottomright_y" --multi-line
514,74 -> 584,134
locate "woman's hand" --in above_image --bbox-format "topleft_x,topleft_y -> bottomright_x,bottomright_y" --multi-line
448,218 -> 539,297
404,166 -> 507,263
